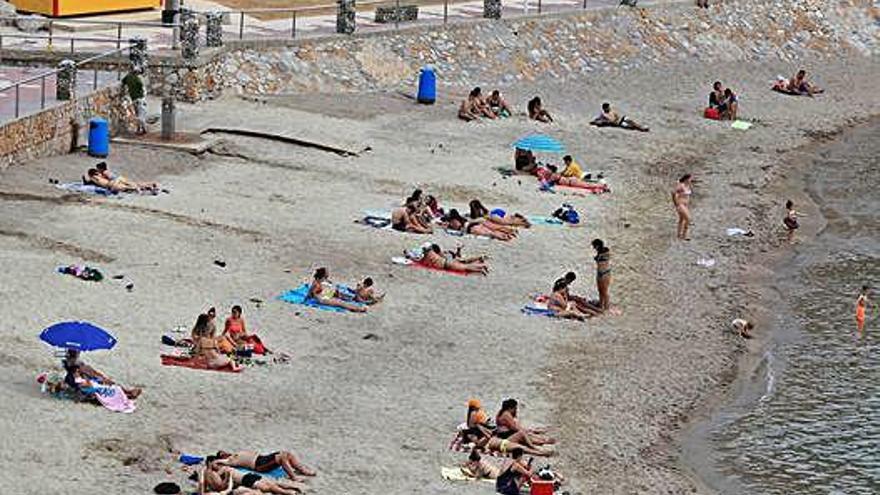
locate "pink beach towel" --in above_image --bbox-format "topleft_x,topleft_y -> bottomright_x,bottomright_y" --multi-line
93,385 -> 136,413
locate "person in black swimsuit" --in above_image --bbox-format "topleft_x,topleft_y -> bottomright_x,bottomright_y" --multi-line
495,448 -> 533,495
592,239 -> 612,312
214,450 -> 316,480
201,455 -> 306,494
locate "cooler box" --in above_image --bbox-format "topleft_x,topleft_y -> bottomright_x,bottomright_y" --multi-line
416,66 -> 436,104
88,117 -> 109,158
529,479 -> 554,495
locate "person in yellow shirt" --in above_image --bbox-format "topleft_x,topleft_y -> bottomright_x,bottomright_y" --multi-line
560,155 -> 584,179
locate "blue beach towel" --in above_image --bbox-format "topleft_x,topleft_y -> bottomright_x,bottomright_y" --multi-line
521,305 -> 555,317
278,283 -> 364,313
178,454 -> 286,479
525,215 -> 564,226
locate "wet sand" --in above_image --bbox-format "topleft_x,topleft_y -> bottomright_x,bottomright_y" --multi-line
0,54 -> 879,494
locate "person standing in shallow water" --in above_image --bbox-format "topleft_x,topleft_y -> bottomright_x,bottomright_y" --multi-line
672,174 -> 694,240
856,286 -> 869,333
592,239 -> 612,312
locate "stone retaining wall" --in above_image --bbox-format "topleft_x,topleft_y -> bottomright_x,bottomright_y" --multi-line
150,0 -> 878,102
0,84 -> 130,168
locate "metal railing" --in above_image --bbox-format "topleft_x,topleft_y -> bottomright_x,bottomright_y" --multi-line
0,33 -> 136,54
0,46 -> 128,121
203,0 -> 617,41
0,16 -> 178,50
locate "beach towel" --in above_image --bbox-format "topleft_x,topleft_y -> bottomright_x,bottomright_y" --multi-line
83,384 -> 136,413
160,354 -> 242,373
55,182 -> 116,196
525,215 -> 565,226
448,426 -> 504,457
277,283 -> 365,313
57,264 -> 104,282
522,296 -> 556,317
390,256 -> 474,276
441,466 -> 494,483
731,120 -> 753,131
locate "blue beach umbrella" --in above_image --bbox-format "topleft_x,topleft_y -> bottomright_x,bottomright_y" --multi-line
512,134 -> 566,154
39,321 -> 117,351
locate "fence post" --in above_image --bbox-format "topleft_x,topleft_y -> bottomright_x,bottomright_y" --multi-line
116,23 -> 123,49
239,12 -> 245,39
205,11 -> 224,47
582,0 -> 587,9
395,0 -> 400,30
538,0 -> 542,14
336,0 -> 356,35
14,84 -> 19,118
484,0 -> 502,19
291,11 -> 296,38
56,59 -> 77,101
40,76 -> 46,110
69,38 -> 74,54
180,9 -> 200,63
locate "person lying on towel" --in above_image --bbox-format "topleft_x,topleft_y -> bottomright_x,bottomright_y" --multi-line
416,243 -> 490,275
308,267 -> 368,312
84,163 -> 159,194
590,102 -> 650,132
63,349 -> 142,400
536,165 -> 610,192
442,209 -> 517,241
787,69 -> 824,96
468,199 -> 531,228
213,450 -> 316,480
200,456 -> 305,495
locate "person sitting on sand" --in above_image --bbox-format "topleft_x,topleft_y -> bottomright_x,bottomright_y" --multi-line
192,313 -> 243,370
462,449 -> 501,480
459,87 -> 494,121
354,277 -> 384,304
469,199 -> 531,228
731,318 -> 754,339
62,349 -> 142,400
200,456 -> 305,495
85,167 -> 158,194
560,155 -> 585,180
486,90 -> 513,118
470,87 -> 496,119
420,243 -> 489,275
495,398 -> 555,447
527,96 -> 553,123
391,204 -> 432,234
788,69 -> 823,96
548,278 -> 593,320
514,148 -> 538,174
590,102 -> 649,132
557,272 -> 603,317
496,448 -> 535,495
219,305 -> 268,355
721,88 -> 738,120
708,81 -> 726,111
442,209 -> 517,241
213,450 -> 316,481
307,267 -> 367,312
463,398 -> 495,444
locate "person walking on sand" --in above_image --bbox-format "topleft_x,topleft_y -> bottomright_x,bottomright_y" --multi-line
592,239 -> 612,311
783,199 -> 801,243
856,286 -> 869,333
122,69 -> 147,135
672,174 -> 694,240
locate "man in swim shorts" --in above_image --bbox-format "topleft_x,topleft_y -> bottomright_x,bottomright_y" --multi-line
202,456 -> 307,494
214,450 -> 316,480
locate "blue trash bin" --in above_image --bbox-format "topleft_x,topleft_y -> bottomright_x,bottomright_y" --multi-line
417,66 -> 436,104
88,117 -> 110,158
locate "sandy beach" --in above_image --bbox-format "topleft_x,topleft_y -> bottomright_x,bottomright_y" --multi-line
1,52 -> 879,494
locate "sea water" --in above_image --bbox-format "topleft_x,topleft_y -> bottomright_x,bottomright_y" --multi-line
705,122 -> 880,494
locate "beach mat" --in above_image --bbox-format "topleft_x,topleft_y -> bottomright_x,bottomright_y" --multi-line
525,215 -> 565,226
178,454 -> 286,479
160,354 -> 242,373
55,182 -> 115,196
277,283 -> 365,313
441,466 -> 494,483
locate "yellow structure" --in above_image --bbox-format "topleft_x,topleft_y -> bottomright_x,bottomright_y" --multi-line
11,0 -> 160,17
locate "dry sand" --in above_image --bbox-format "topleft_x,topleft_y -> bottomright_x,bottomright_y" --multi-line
1,54 -> 879,494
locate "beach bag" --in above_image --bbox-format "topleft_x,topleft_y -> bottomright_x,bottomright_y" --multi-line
552,205 -> 580,224
703,107 -> 720,120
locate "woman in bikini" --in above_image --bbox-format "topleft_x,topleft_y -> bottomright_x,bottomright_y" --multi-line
475,435 -> 551,458
214,450 -> 316,480
495,448 -> 535,495
592,239 -> 612,312
557,272 -> 603,317
672,174 -> 694,240
486,89 -> 513,117
495,399 -> 555,448
856,286 -> 869,333
192,313 -> 242,371
442,209 -> 516,241
390,204 -> 432,234
535,166 -> 609,192
527,96 -> 553,123
463,398 -> 495,444
307,267 -> 367,312
469,199 -> 531,228
219,305 -> 268,354
85,168 -> 158,193
548,278 -> 591,320
421,244 -> 489,275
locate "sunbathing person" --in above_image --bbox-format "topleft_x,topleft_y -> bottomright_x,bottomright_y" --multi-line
558,272 -> 603,317
62,349 -> 142,400
192,313 -> 243,370
85,167 -> 158,193
527,96 -> 553,123
354,277 -> 384,304
462,398 -> 495,444
219,305 -> 268,355
722,88 -> 738,120
461,449 -> 501,480
590,102 -> 649,131
391,204 -> 432,234
708,81 -> 726,111
421,243 -> 489,275
514,148 -> 538,174
495,448 -> 536,495
486,90 -> 513,117
469,199 -> 531,228
548,278 -> 593,320
470,87 -> 496,119
442,209 -> 516,241
474,434 -> 552,457
788,69 -> 823,96
307,267 -> 367,312
495,398 -> 555,447
200,456 -> 305,494
214,450 -> 316,480
536,165 -> 609,192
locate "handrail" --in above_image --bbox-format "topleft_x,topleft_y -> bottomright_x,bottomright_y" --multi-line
0,15 -> 177,28
0,33 -> 133,43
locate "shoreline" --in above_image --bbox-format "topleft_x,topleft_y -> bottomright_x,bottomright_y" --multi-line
676,115 -> 880,493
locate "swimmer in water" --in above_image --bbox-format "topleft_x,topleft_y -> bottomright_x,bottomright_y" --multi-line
856,286 -> 869,333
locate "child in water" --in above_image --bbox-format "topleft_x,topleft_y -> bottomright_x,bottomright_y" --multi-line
856,286 -> 869,333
